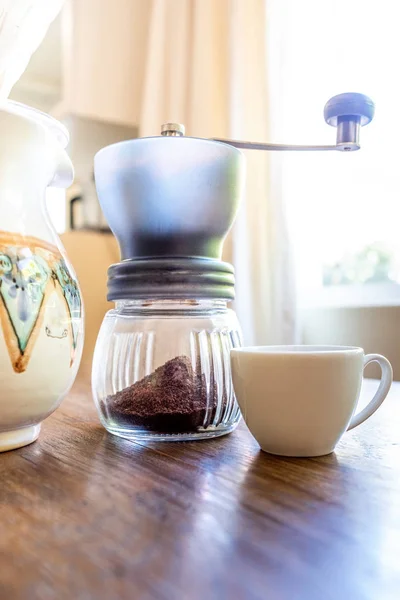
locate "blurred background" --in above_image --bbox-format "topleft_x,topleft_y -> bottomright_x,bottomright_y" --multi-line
13,0 -> 400,377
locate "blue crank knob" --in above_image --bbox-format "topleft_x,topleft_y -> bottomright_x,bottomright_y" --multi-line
324,93 -> 375,127
324,93 -> 374,151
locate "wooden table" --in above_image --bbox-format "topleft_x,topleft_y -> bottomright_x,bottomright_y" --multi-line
0,374 -> 399,600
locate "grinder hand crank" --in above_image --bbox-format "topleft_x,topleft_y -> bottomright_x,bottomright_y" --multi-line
163,92 -> 375,153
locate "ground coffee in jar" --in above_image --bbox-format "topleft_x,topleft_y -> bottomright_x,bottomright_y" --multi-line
107,355 -> 222,433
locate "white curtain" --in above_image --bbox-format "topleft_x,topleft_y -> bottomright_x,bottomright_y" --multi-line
139,0 -> 297,345
0,0 -> 65,99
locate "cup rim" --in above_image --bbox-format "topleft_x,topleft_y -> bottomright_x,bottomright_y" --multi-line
231,345 -> 363,355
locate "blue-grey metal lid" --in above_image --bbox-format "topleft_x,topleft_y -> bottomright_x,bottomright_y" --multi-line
94,135 -> 245,261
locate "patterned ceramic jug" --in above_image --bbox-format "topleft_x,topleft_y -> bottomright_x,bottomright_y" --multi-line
0,102 -> 84,451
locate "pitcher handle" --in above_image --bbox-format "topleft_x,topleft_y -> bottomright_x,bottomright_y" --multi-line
49,145 -> 74,188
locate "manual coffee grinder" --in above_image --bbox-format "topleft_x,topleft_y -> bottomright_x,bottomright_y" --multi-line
91,93 -> 374,442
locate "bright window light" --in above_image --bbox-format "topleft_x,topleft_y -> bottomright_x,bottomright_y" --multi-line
271,0 -> 400,305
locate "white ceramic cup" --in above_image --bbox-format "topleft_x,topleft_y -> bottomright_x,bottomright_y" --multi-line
231,345 -> 393,457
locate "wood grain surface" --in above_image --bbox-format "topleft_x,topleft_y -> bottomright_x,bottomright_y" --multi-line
0,372 -> 399,600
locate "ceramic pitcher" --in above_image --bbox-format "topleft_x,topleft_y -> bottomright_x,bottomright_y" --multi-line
0,101 -> 84,451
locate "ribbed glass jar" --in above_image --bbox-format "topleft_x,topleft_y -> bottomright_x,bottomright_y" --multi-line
92,299 -> 242,441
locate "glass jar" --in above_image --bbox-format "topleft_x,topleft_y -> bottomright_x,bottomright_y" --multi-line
92,299 -> 242,441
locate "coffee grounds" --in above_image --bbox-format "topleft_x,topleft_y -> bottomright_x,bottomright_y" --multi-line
106,355 -> 221,433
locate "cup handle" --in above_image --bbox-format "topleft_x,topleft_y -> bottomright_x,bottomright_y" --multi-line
347,354 -> 393,430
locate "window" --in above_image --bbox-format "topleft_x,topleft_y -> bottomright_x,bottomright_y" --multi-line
269,0 -> 400,307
